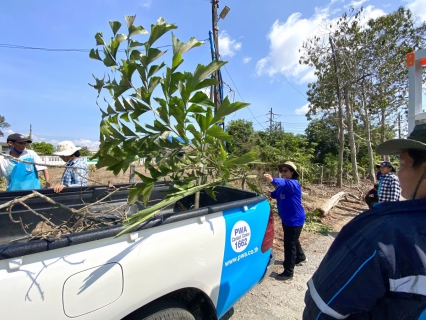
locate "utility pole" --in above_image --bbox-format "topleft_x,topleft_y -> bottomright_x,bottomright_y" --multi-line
29,124 -> 32,140
211,0 -> 221,115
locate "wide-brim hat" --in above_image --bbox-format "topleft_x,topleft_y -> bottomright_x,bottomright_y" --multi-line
53,140 -> 81,156
278,161 -> 300,179
377,123 -> 426,155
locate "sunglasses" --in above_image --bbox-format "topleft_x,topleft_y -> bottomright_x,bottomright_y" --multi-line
280,169 -> 291,173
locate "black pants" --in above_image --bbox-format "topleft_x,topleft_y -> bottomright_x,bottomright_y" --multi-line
282,223 -> 305,276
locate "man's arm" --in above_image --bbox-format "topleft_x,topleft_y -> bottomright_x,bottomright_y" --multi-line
42,169 -> 51,188
304,234 -> 386,319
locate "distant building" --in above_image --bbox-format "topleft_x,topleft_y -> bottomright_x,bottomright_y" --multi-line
0,142 -> 11,154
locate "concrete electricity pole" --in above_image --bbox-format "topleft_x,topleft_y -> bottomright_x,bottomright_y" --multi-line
211,1 -> 230,117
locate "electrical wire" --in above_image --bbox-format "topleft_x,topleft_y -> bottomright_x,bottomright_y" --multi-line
0,41 -> 209,52
220,58 -> 266,130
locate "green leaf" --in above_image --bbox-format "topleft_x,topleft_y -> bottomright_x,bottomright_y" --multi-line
103,52 -> 117,67
95,32 -> 104,46
246,181 -> 263,195
224,151 -> 257,167
172,34 -> 203,56
195,114 -> 208,133
194,78 -> 217,91
206,125 -> 231,142
89,48 -> 102,61
129,39 -> 144,48
189,91 -> 215,108
148,17 -> 177,46
121,123 -> 138,137
129,25 -> 148,37
187,105 -> 206,113
96,154 -> 121,168
191,61 -> 227,90
125,15 -> 136,28
115,33 -> 127,43
171,51 -> 183,71
148,62 -> 166,78
109,21 -> 122,36
211,97 -> 250,124
141,48 -> 165,67
186,124 -> 200,141
89,75 -> 104,97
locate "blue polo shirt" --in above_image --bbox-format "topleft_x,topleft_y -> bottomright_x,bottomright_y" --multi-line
270,178 -> 305,227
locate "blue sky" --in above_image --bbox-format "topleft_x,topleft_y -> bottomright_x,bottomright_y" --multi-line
1,0 -> 425,150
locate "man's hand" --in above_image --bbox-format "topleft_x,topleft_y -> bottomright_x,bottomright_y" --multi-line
263,173 -> 273,183
53,184 -> 66,193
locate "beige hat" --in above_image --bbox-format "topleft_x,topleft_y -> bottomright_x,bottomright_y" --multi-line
277,161 -> 299,179
53,141 -> 81,156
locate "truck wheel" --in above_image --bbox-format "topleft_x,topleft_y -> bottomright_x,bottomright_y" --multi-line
130,298 -> 195,320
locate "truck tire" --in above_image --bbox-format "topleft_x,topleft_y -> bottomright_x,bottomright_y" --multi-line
130,298 -> 195,320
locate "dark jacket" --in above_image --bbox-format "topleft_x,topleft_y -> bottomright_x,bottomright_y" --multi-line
303,200 -> 426,319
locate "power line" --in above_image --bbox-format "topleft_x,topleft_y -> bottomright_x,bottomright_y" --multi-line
220,61 -> 266,130
0,41 -> 209,52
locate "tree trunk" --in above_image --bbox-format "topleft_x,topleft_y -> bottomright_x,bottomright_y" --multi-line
330,36 -> 344,188
344,89 -> 359,184
317,191 -> 346,216
361,85 -> 376,182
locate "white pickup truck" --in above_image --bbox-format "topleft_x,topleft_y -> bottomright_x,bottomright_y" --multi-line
0,183 -> 275,320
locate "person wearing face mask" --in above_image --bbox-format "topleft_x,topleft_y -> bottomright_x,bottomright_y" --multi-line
0,133 -> 51,191
263,161 -> 306,282
52,141 -> 88,193
303,123 -> 426,319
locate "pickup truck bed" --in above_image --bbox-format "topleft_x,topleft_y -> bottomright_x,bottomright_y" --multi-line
0,183 -> 274,320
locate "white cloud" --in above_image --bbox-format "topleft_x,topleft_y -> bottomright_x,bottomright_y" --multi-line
256,3 -> 386,84
140,0 -> 152,9
242,57 -> 252,64
295,103 -> 310,115
406,0 -> 426,22
218,31 -> 242,57
345,0 -> 368,9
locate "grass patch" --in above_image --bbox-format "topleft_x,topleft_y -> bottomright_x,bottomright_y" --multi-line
304,209 -> 332,236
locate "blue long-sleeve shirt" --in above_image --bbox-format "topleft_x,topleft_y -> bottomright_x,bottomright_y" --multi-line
270,178 -> 305,227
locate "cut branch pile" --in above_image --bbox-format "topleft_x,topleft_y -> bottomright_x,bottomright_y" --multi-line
1,188 -> 131,243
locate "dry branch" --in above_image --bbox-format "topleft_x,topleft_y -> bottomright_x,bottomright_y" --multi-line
334,205 -> 363,213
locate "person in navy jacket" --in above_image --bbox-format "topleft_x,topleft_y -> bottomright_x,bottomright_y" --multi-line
303,123 -> 426,319
264,161 -> 306,281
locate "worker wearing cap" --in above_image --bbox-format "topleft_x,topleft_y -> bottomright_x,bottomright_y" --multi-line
0,133 -> 51,191
377,161 -> 401,203
303,123 -> 426,319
